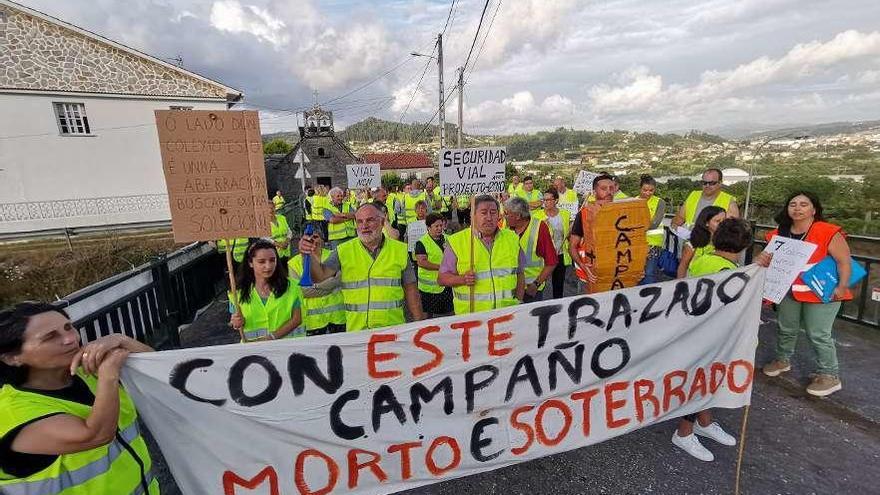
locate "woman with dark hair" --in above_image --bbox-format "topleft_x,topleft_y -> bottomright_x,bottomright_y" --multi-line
677,205 -> 726,278
762,191 -> 852,397
638,175 -> 667,285
229,238 -> 303,342
0,302 -> 158,494
414,213 -> 454,317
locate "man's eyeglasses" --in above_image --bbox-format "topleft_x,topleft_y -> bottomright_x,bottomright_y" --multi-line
701,180 -> 719,186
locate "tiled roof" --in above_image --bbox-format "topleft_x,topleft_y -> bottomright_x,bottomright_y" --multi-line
361,152 -> 433,170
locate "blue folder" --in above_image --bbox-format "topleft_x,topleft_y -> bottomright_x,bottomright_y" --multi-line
802,255 -> 867,303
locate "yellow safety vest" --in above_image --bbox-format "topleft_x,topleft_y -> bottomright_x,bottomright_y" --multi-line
337,237 -> 408,331
431,186 -> 451,212
289,250 -> 346,331
645,196 -> 664,247
312,195 -> 327,221
384,196 -> 397,224
517,189 -> 542,205
273,194 -> 285,211
456,195 -> 470,209
232,284 -> 301,341
403,191 -> 427,225
270,214 -> 291,257
688,253 -> 737,277
0,373 -> 159,495
684,190 -> 734,227
326,202 -> 352,241
557,189 -> 579,212
507,183 -> 523,195
216,238 -> 249,263
416,233 -> 446,294
533,208 -> 571,265
517,217 -> 548,290
447,228 -> 520,314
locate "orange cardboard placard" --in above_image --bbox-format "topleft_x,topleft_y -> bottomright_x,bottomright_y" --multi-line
579,199 -> 650,293
155,110 -> 272,243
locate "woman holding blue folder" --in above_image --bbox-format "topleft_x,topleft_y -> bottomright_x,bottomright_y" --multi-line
762,191 -> 852,397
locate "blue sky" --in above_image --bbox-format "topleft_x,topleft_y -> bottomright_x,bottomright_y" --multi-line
16,0 -> 880,136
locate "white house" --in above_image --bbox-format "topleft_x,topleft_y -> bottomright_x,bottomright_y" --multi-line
0,0 -> 242,235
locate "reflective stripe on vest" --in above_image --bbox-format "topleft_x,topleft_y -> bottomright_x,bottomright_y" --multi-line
417,233 -> 446,294
326,202 -> 351,241
448,228 -> 520,315
337,237 -> 408,331
519,217 -> 546,288
646,196 -> 664,247
0,374 -> 156,495
233,284 -> 300,341
684,190 -> 733,227
289,251 -> 346,331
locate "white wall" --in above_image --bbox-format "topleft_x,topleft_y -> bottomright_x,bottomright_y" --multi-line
0,93 -> 228,234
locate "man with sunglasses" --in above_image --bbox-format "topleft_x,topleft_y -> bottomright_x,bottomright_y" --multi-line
671,168 -> 739,230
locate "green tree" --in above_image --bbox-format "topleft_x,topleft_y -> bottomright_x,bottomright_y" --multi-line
264,139 -> 293,155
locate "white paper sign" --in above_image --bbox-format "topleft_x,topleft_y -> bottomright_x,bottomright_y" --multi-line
762,235 -> 817,303
347,163 -> 381,189
438,147 -> 506,196
573,170 -> 600,195
122,266 -> 764,495
406,220 -> 428,252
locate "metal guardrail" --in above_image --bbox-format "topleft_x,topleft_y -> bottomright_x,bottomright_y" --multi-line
57,242 -> 225,349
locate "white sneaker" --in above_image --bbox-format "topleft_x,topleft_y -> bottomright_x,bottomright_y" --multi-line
671,432 -> 714,462
694,422 -> 737,446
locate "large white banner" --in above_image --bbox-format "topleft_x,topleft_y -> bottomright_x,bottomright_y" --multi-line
438,147 -> 506,196
123,266 -> 764,495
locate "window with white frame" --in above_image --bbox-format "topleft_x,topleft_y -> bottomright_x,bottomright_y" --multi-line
53,102 -> 91,135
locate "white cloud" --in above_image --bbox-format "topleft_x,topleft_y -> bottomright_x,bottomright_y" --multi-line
294,24 -> 395,90
209,0 -> 288,47
391,81 -> 432,115
464,91 -> 575,132
587,30 -> 880,117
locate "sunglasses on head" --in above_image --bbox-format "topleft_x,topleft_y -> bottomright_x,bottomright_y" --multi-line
701,180 -> 719,186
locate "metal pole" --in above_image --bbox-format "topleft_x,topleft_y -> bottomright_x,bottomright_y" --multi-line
437,33 -> 446,148
457,66 -> 464,148
743,157 -> 756,220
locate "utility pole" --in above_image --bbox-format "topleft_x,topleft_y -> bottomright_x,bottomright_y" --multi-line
436,33 -> 446,148
457,67 -> 464,147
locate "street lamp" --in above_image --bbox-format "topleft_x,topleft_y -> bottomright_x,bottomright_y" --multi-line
411,51 -> 436,59
742,132 -> 810,220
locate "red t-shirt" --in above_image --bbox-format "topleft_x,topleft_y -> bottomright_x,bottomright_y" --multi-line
523,221 -> 559,266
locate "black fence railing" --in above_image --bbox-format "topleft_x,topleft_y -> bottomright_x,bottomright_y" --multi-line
59,242 -> 225,349
664,222 -> 879,330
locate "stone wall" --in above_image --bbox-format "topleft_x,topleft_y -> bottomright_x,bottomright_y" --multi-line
0,5 -> 229,98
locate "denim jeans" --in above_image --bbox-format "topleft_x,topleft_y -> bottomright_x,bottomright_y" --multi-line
775,294 -> 841,376
639,247 -> 661,285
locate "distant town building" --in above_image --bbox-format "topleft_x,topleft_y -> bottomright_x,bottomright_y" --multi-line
0,0 -> 242,234
266,105 -> 360,198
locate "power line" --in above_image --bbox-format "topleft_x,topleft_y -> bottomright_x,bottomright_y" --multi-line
465,0 -> 502,83
396,47 -> 436,124
440,0 -> 458,36
462,0 -> 492,72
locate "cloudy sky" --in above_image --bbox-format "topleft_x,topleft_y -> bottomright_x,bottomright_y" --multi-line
18,0 -> 880,135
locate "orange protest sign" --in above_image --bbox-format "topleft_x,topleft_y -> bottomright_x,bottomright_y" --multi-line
579,199 -> 650,293
155,110 -> 271,243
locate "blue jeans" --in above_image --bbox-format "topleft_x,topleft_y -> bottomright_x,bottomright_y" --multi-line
639,248 -> 660,285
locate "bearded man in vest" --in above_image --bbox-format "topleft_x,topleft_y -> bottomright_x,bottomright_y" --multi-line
504,197 -> 558,303
569,174 -> 616,290
438,195 -> 526,315
671,168 -> 739,231
298,202 -> 424,331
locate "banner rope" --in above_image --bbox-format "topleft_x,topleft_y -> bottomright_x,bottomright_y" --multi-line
734,404 -> 751,495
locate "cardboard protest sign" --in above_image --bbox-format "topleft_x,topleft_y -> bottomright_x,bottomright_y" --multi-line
573,170 -> 599,196
439,147 -> 506,196
407,220 -> 428,252
347,163 -> 381,189
578,199 -> 650,292
155,110 -> 271,243
123,266 -> 763,495
762,235 -> 817,303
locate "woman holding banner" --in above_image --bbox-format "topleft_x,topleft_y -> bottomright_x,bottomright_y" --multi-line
229,239 -> 303,342
676,206 -> 726,279
762,191 -> 852,397
0,302 -> 159,494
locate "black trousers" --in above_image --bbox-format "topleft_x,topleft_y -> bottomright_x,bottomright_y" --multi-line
457,208 -> 470,226
551,261 -> 567,299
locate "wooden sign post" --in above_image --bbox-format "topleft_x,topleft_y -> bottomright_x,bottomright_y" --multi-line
155,110 -> 271,341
